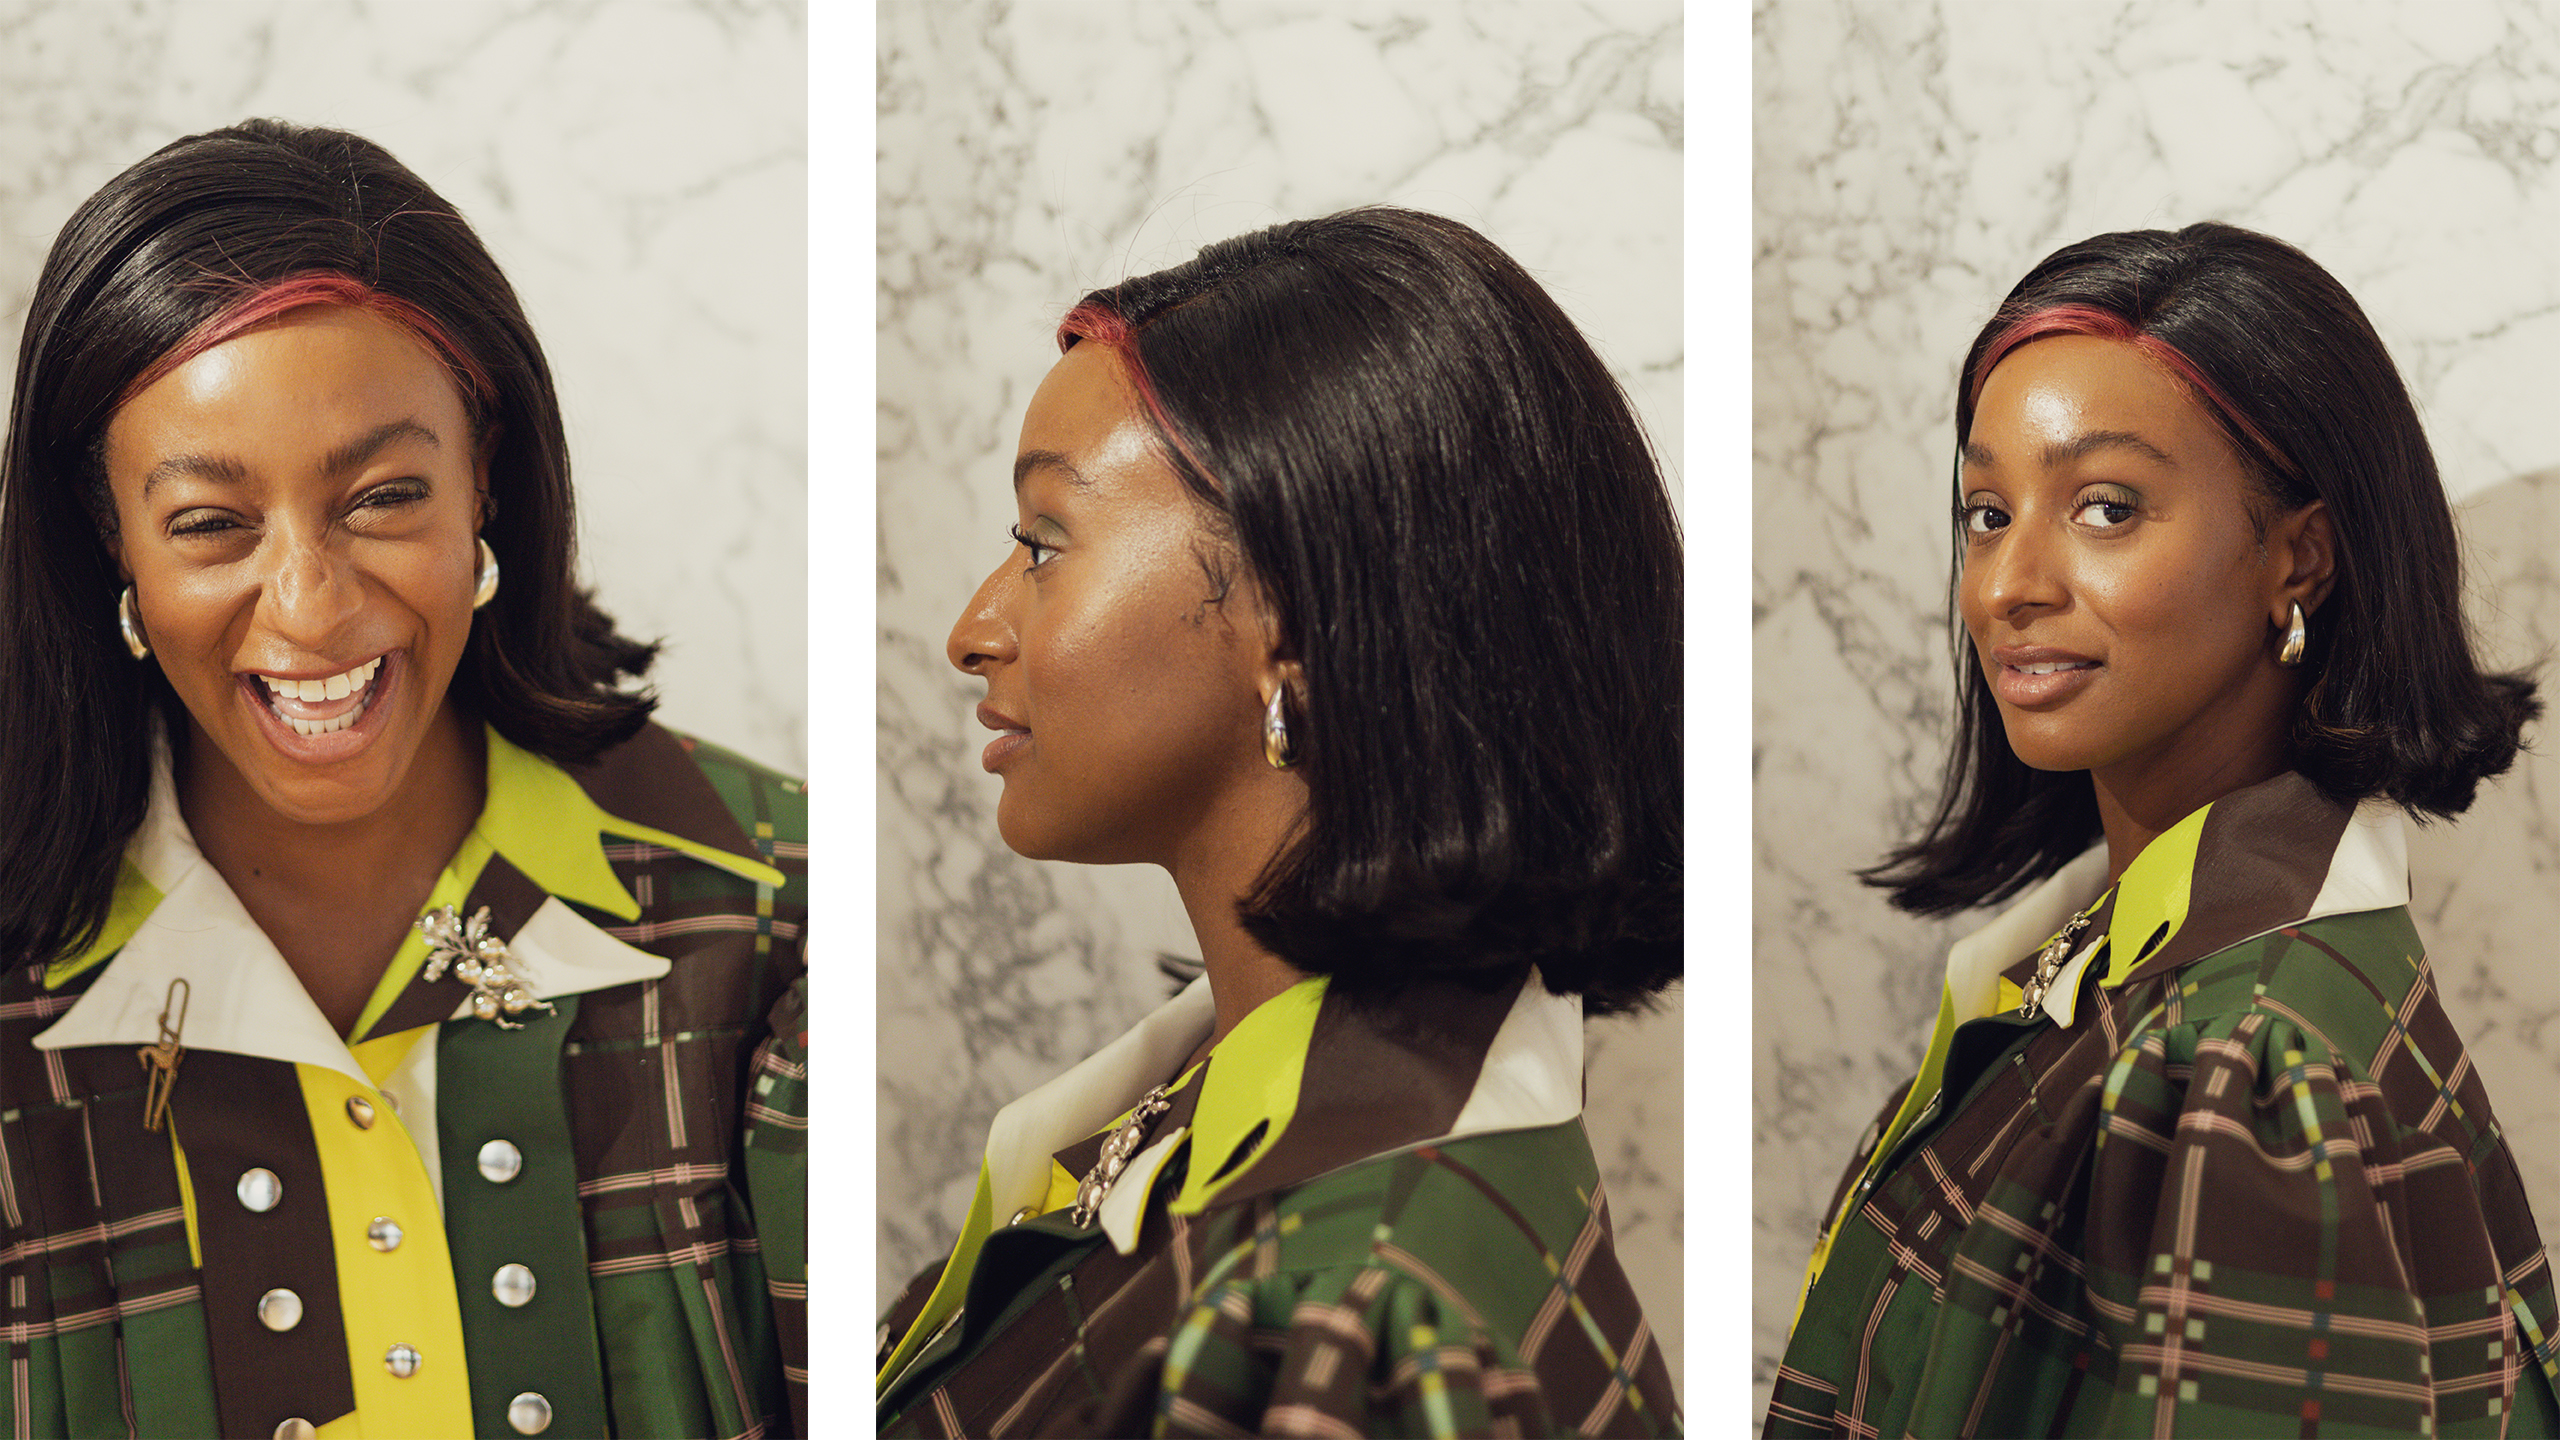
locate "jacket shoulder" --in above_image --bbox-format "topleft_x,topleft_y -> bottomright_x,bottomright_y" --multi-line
656,726 -> 808,849
568,721 -> 806,865
1259,1120 -> 1605,1303
2159,905 -> 2426,1065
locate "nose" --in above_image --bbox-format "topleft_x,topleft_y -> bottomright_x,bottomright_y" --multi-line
1970,517 -> 2068,624
256,526 -> 366,650
946,557 -> 1020,676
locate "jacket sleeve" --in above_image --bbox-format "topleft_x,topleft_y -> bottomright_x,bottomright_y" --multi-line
742,970 -> 808,1435
2055,998 -> 2560,1437
1088,1263 -> 1565,1439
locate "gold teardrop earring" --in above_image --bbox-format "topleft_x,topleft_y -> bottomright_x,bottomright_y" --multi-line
2276,599 -> 2307,667
117,584 -> 151,660
1262,684 -> 1298,769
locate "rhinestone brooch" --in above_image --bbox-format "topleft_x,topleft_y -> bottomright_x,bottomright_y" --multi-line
2016,906 -> 2101,1019
417,905 -> 555,1029
1068,1083 -> 1175,1228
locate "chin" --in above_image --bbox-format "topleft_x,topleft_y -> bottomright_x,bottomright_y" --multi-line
1994,716 -> 2100,775
992,793 -> 1066,862
237,758 -> 411,827
992,792 -> 1151,868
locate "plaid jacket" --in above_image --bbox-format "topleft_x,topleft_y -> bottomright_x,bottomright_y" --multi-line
876,970 -> 1681,1438
1769,772 -> 2560,1438
1,722 -> 807,1439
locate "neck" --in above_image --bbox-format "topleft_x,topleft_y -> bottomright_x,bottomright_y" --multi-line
176,704 -> 485,1032
1165,775 -> 1309,1056
2091,743 -> 2288,886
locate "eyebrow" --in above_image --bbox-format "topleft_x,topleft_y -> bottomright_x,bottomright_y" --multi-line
1012,449 -> 1092,492
141,419 -> 443,497
1962,429 -> 2176,472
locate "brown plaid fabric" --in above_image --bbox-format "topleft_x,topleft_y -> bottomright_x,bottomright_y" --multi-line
2,723 -> 807,1439
879,974 -> 1681,1438
1769,773 -> 2560,1437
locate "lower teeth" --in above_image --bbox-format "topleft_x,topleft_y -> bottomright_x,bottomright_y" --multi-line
278,690 -> 371,737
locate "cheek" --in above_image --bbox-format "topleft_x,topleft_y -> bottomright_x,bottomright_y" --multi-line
1021,577 -> 1249,738
2086,542 -> 2257,643
142,569 -> 255,656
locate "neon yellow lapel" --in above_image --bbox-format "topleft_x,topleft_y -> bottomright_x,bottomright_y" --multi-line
2100,800 -> 2209,987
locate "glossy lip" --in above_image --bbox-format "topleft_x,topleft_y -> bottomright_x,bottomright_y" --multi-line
236,649 -> 401,765
975,700 -> 1031,774
1987,643 -> 2101,708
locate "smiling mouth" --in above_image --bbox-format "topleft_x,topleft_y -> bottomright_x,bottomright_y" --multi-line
253,656 -> 385,736
2008,661 -> 2098,676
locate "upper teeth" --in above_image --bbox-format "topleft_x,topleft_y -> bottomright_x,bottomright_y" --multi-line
262,658 -> 381,702
2017,662 -> 2088,676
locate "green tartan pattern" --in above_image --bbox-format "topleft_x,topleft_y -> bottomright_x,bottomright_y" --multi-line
0,725 -> 807,1439
881,1119 -> 1679,1438
1770,906 -> 2560,1438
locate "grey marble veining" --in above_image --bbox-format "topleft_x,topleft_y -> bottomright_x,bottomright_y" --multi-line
1757,0 -> 2560,1422
0,0 -> 807,773
880,0 -> 1686,1392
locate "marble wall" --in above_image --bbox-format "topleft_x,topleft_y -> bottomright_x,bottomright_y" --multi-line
1756,0 -> 2560,1422
0,0 -> 807,773
878,0 -> 1688,1391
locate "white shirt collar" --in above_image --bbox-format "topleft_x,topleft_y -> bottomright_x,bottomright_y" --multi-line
33,734 -> 670,1079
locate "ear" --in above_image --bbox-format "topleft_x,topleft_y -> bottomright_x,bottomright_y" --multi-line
473,422 -> 503,527
1243,579 -> 1302,707
2264,499 -> 2336,623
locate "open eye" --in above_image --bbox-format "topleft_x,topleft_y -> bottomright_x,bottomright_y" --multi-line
2072,490 -> 2139,529
1959,500 -> 2010,536
1007,524 -> 1057,569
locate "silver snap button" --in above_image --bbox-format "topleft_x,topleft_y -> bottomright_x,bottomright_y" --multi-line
384,1342 -> 421,1378
508,1392 -> 554,1434
477,1138 -> 523,1184
492,1262 -> 537,1308
345,1094 -> 376,1130
367,1216 -> 404,1252
273,1420 -> 316,1440
380,1087 -> 402,1115
1009,1206 -> 1037,1225
236,1168 -> 282,1213
257,1288 -> 303,1332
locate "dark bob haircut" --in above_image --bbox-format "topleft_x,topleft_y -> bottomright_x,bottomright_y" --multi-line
0,118 -> 655,967
1059,207 -> 1682,1014
1868,221 -> 2537,916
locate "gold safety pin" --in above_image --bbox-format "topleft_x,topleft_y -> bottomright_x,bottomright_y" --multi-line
138,977 -> 189,1133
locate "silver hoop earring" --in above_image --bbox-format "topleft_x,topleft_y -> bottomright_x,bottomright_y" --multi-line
2277,599 -> 2307,667
117,585 -> 151,660
1262,686 -> 1297,770
472,537 -> 500,611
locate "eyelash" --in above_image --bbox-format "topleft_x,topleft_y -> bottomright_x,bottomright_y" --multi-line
1008,524 -> 1056,569
2073,491 -> 2138,528
359,479 -> 430,509
1957,490 -> 2140,536
163,480 -> 431,539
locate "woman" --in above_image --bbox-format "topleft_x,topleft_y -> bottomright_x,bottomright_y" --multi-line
876,209 -> 1683,1437
1767,224 -> 2560,1437
0,121 -> 806,1438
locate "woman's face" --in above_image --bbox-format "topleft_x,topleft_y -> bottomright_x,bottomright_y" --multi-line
1958,334 -> 2319,810
945,343 -> 1276,867
103,305 -> 488,827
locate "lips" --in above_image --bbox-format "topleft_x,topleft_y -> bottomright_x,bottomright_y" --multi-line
976,701 -> 1031,773
1988,645 -> 2100,707
255,656 -> 385,735
238,651 -> 398,758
